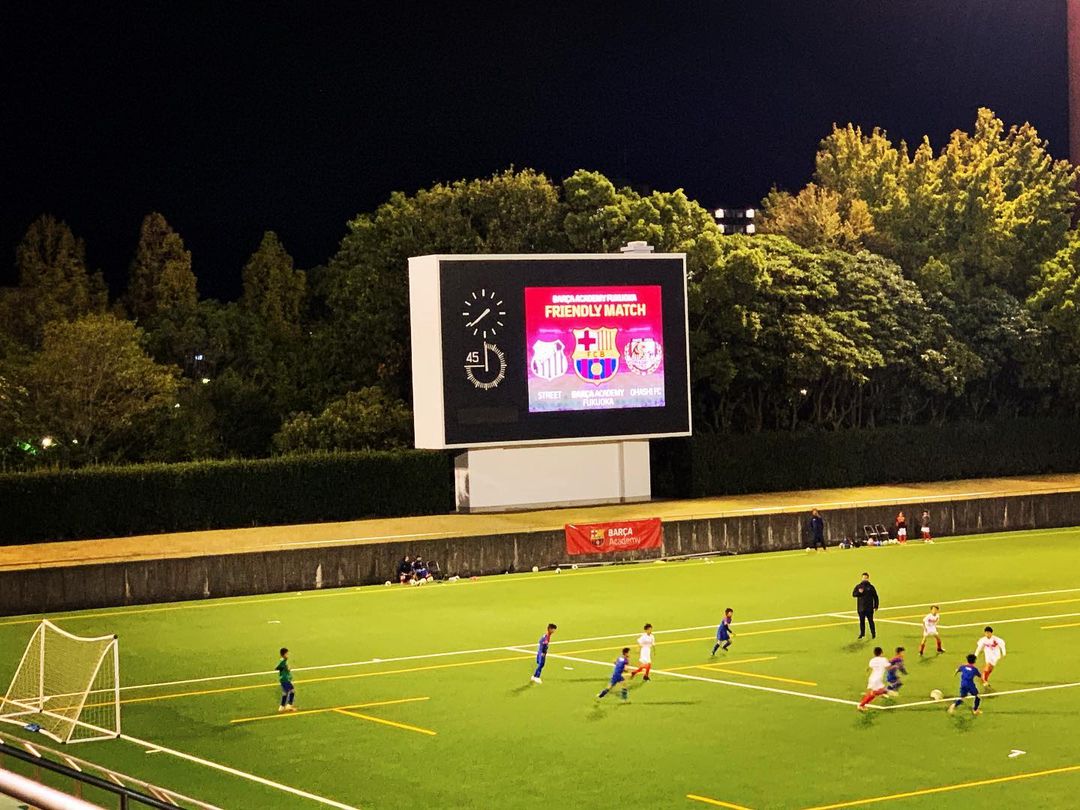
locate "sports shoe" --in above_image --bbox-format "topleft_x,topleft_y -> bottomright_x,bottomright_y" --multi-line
286,705 -> 297,712
947,704 -> 955,715
643,675 -> 651,682
972,709 -> 982,715
530,676 -> 542,684
278,706 -> 286,713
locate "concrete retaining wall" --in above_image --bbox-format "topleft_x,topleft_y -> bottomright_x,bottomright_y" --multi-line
3,490 -> 1079,616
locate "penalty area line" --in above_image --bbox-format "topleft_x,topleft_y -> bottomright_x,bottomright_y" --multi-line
877,680 -> 1080,710
117,732 -> 358,809
508,648 -> 861,708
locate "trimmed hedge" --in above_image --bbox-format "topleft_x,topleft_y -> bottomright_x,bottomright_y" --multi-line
1,451 -> 453,545
652,418 -> 1080,499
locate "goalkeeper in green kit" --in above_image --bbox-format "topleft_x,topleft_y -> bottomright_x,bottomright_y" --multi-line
276,647 -> 296,712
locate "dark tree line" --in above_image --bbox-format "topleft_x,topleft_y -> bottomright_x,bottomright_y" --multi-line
1,109 -> 1078,469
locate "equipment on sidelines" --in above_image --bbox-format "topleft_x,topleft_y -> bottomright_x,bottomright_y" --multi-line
0,621 -> 120,743
930,689 -> 944,701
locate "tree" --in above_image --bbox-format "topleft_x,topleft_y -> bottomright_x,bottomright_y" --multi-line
758,184 -> 873,250
321,169 -> 564,401
7,215 -> 107,346
273,387 -> 412,454
241,231 -> 307,337
24,314 -> 179,462
125,213 -> 197,321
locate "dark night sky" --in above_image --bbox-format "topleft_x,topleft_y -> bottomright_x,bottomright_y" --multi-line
0,1 -> 1069,300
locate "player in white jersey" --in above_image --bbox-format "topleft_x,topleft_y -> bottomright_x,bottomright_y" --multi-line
629,623 -> 655,681
857,647 -> 891,711
919,605 -> 944,656
974,626 -> 1007,686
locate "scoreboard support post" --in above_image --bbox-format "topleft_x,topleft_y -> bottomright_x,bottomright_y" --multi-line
453,440 -> 650,512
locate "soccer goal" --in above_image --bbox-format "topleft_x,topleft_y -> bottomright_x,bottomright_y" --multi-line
0,620 -> 120,744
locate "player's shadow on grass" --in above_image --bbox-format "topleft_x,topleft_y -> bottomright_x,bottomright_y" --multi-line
508,684 -> 537,697
842,640 -> 868,653
853,711 -> 880,728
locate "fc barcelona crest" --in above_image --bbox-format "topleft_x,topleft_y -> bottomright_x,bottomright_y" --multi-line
572,327 -> 619,385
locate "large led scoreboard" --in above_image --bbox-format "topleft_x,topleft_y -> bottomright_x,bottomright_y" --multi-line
409,253 -> 691,449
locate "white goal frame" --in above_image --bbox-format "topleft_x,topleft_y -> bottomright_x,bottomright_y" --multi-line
0,620 -> 120,744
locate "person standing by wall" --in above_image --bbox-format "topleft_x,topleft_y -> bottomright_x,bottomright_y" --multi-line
807,509 -> 826,552
852,572 -> 879,639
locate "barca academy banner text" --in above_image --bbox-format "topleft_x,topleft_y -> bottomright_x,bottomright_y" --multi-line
564,518 -> 663,556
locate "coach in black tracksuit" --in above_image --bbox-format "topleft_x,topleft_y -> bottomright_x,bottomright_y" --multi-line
852,572 -> 879,639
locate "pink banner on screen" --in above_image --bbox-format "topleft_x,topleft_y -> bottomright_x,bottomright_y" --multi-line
524,285 -> 665,413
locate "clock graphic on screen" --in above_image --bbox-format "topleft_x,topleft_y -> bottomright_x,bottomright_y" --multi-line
462,289 -> 506,339
465,342 -> 507,390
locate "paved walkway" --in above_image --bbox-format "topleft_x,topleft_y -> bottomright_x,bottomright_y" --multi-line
3,473 -> 1079,572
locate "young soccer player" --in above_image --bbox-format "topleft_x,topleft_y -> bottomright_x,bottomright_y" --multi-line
948,653 -> 984,715
895,511 -> 908,544
276,647 -> 296,712
884,646 -> 907,699
597,648 -> 631,701
711,608 -> 735,655
630,624 -> 655,681
920,510 -> 933,543
531,623 -> 557,684
919,605 -> 945,656
974,626 -> 1007,686
857,647 -> 891,711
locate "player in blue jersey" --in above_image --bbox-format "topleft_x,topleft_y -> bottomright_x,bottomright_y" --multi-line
948,653 -> 984,715
530,623 -> 557,684
597,648 -> 631,701
884,646 -> 907,699
711,608 -> 735,655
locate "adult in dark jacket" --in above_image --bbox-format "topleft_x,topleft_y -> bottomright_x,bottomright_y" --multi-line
808,509 -> 826,551
852,572 -> 879,639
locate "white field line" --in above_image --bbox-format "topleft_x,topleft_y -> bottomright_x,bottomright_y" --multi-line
939,612 -> 1080,630
507,647 -> 864,708
877,680 -> 1080,710
117,586 -> 1080,695
115,733 -> 358,809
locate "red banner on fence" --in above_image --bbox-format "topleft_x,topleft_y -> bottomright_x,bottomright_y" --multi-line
564,518 -> 663,556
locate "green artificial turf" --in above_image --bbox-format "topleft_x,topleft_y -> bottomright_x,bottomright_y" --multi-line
1,528 -> 1079,809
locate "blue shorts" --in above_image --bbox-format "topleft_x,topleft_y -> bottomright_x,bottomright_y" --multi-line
610,674 -> 624,686
281,682 -> 294,694
718,631 -> 731,641
959,685 -> 978,698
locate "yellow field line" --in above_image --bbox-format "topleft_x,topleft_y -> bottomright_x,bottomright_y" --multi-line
560,621 -> 851,659
666,657 -> 778,672
740,621 -> 850,637
333,708 -> 436,736
881,596 -> 1080,622
1042,621 -> 1080,630
687,794 -> 754,809
800,763 -> 1080,809
701,666 -> 817,687
117,655 -> 529,706
230,696 -> 430,725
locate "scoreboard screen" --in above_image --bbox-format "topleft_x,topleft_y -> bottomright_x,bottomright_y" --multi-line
524,285 -> 666,413
409,254 -> 690,449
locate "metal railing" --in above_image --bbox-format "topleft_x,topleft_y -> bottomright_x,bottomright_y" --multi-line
0,731 -> 221,810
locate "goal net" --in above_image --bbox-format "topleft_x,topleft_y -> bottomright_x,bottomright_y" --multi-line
0,620 -> 120,744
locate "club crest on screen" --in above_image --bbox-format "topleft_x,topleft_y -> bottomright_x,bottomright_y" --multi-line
530,339 -> 568,380
624,337 -> 663,375
572,327 -> 619,384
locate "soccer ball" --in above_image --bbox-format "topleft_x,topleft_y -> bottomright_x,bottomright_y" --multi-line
531,565 -> 539,573
930,689 -> 944,701
555,568 -> 561,574
384,581 -> 391,586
